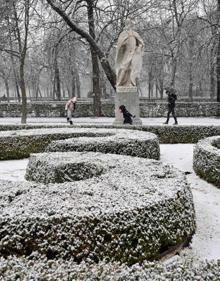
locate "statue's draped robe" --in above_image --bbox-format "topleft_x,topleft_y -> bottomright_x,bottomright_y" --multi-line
116,30 -> 144,87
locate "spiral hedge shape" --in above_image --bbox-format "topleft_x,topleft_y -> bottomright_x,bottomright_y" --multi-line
46,129 -> 160,160
0,151 -> 196,265
0,128 -> 159,160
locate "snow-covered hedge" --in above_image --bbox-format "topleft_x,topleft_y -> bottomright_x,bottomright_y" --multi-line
193,136 -> 220,188
81,124 -> 220,143
0,128 -> 109,160
141,125 -> 220,143
25,152 -> 108,183
46,130 -> 159,160
0,124 -> 69,131
70,124 -> 220,143
0,256 -> 219,281
0,124 -> 219,144
0,152 -> 195,264
0,128 -> 159,160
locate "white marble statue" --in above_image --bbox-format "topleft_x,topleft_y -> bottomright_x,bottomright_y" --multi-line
116,20 -> 144,87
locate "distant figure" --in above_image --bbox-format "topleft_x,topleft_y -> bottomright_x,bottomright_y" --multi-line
65,97 -> 77,125
119,105 -> 135,125
164,87 -> 178,125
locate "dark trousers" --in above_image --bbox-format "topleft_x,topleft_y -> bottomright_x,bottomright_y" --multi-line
166,105 -> 177,123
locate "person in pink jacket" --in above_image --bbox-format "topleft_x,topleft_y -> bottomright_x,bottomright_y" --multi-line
65,97 -> 77,125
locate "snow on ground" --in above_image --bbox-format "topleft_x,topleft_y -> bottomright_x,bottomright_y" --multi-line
160,144 -> 220,261
0,144 -> 220,261
0,159 -> 28,181
0,117 -> 219,126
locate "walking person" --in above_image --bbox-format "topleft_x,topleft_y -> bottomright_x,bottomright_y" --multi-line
65,96 -> 77,125
163,87 -> 178,125
119,105 -> 135,125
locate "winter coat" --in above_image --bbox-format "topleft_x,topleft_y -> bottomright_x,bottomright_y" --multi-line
122,110 -> 133,124
167,93 -> 177,107
65,98 -> 76,112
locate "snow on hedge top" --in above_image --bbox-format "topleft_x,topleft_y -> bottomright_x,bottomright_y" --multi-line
0,127 -> 156,140
197,136 -> 220,155
1,256 -> 219,281
0,152 -> 186,219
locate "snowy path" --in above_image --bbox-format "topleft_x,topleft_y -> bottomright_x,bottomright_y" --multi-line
0,159 -> 28,181
0,144 -> 220,261
160,144 -> 220,261
0,117 -> 219,126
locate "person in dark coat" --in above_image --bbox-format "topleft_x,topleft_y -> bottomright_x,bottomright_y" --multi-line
119,105 -> 135,125
164,87 -> 178,125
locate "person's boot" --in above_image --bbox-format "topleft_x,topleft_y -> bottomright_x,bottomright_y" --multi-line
163,120 -> 169,124
67,117 -> 69,122
69,120 -> 73,125
173,117 -> 178,125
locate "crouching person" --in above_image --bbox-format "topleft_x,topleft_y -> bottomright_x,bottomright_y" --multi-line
119,105 -> 135,125
65,97 -> 77,125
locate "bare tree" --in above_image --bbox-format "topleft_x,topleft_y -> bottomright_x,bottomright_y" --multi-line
7,0 -> 33,123
46,0 -> 117,92
217,0 -> 220,101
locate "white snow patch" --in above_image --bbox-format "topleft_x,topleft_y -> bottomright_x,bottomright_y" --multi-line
0,117 -> 219,126
0,159 -> 28,181
160,144 -> 220,261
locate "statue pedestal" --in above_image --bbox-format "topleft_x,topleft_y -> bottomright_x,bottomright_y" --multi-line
113,87 -> 142,126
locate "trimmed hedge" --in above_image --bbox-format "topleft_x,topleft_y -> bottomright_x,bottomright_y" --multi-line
193,136 -> 220,187
0,128 -> 113,160
140,125 -> 220,143
72,124 -> 220,143
0,256 -> 220,281
0,128 -> 159,160
46,130 -> 159,160
0,100 -> 219,117
0,124 -> 69,131
0,152 -> 195,264
0,124 -> 220,144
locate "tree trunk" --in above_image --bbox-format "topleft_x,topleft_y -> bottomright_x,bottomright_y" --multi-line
4,77 -> 10,103
87,0 -> 102,116
71,70 -> 76,97
20,60 -> 27,124
75,71 -> 81,98
155,83 -> 158,99
55,66 -> 61,100
11,62 -> 20,102
170,56 -> 177,87
148,70 -> 153,99
188,35 -> 194,101
210,41 -> 216,100
217,34 -> 220,102
101,71 -> 107,98
91,50 -> 102,116
7,14 -> 20,102
159,78 -> 164,99
217,0 -> 220,102
46,0 -> 116,91
54,54 -> 61,100
210,62 -> 215,100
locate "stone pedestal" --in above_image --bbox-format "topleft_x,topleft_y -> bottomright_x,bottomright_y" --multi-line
113,87 -> 142,125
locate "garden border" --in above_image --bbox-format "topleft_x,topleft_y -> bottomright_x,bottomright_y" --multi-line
0,127 -> 159,160
193,136 -> 220,187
